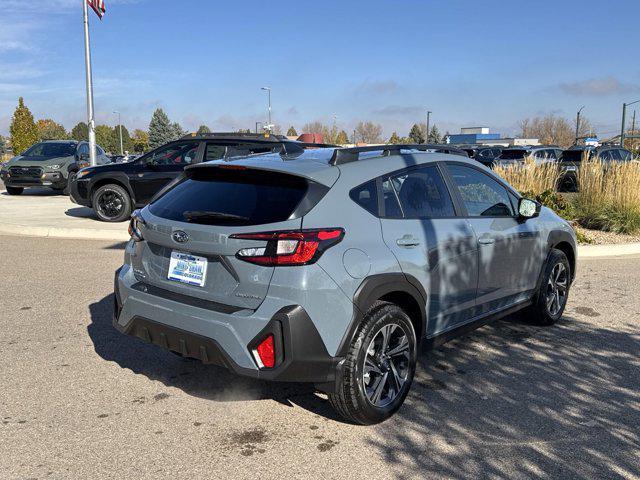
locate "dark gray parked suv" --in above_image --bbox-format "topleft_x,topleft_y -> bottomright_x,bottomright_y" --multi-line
113,144 -> 577,424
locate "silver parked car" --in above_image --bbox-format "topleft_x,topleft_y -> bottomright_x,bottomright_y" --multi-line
113,144 -> 577,424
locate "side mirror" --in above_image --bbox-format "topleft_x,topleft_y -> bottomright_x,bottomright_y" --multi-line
518,198 -> 541,219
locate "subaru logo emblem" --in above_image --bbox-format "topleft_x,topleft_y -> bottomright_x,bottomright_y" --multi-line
172,230 -> 189,243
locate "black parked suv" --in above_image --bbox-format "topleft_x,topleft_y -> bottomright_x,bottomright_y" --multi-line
69,133 -> 308,222
558,145 -> 634,192
459,145 -> 503,167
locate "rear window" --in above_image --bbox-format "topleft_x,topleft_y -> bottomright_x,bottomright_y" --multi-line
562,150 -> 587,162
498,149 -> 527,160
149,168 -> 310,226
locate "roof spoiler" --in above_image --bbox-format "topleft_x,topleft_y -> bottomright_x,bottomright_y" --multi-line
329,144 -> 468,166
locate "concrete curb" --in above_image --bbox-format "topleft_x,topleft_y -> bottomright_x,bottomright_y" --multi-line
578,242 -> 640,258
0,223 -> 130,242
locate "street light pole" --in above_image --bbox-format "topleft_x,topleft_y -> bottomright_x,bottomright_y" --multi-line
426,110 -> 432,144
621,100 -> 640,147
82,0 -> 97,166
113,111 -> 123,155
575,106 -> 585,145
261,87 -> 271,132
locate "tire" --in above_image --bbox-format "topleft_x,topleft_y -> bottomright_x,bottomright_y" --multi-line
92,184 -> 132,222
63,172 -> 76,195
526,248 -> 571,326
6,186 -> 23,195
329,302 -> 417,425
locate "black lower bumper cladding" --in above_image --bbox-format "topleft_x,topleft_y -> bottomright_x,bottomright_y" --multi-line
112,273 -> 342,391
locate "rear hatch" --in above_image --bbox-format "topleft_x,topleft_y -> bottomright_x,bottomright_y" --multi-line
132,164 -> 329,311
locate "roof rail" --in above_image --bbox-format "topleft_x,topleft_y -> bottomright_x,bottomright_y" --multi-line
180,132 -> 287,141
329,144 -> 468,166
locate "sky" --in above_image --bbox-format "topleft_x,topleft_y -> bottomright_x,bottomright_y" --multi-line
1,0 -> 639,140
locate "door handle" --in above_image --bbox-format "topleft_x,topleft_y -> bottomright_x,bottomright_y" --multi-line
396,235 -> 420,247
478,236 -> 495,245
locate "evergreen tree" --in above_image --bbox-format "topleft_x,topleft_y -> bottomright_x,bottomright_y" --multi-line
388,132 -> 402,144
286,126 -> 298,137
36,119 -> 67,140
428,125 -> 442,144
335,130 -> 349,145
9,97 -> 38,154
94,125 -> 115,152
197,124 -> 211,135
170,122 -> 187,140
70,122 -> 89,141
148,108 -> 173,149
408,123 -> 426,143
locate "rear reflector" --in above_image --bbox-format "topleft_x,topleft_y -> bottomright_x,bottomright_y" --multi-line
231,228 -> 344,266
253,334 -> 275,369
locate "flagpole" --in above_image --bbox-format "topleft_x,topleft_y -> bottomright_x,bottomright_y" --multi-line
82,0 -> 97,167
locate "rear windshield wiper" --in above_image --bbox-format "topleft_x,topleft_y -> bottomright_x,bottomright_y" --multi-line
183,210 -> 250,223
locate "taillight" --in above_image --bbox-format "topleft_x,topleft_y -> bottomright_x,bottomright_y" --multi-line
252,334 -> 275,369
128,211 -> 145,242
230,228 -> 344,266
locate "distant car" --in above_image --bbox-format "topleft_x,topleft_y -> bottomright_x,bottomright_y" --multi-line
494,146 -> 563,167
459,145 -> 503,167
69,133 -> 322,222
0,140 -> 110,195
558,145 -> 635,192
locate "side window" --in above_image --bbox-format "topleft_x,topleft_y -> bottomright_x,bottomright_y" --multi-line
388,165 -> 455,218
598,150 -> 613,162
97,146 -> 105,155
349,180 -> 378,216
381,178 -> 403,218
620,149 -> 632,161
77,143 -> 89,156
610,149 -> 622,161
147,142 -> 198,166
447,164 -> 515,217
205,144 -> 226,161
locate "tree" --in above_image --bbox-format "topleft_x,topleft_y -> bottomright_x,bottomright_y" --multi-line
355,121 -> 383,144
148,108 -> 173,149
286,126 -> 298,137
388,132 -> 402,144
36,119 -> 67,141
9,97 -> 38,154
132,129 -> 149,153
335,130 -> 349,145
170,122 -> 187,141
70,122 -> 89,142
112,125 -> 132,154
408,123 -> 426,144
197,125 -> 211,135
94,125 -> 115,152
428,125 -> 442,144
519,114 -> 576,148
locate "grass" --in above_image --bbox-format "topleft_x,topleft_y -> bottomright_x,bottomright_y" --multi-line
495,157 -> 640,235
493,156 -> 560,194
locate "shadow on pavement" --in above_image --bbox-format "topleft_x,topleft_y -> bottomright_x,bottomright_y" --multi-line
369,313 -> 640,479
65,206 -> 99,219
87,294 -> 640,476
0,186 -> 65,196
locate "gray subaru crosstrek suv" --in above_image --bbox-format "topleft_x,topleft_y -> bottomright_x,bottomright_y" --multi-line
114,144 -> 576,424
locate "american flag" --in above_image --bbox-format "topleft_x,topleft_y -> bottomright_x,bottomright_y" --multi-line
87,0 -> 106,19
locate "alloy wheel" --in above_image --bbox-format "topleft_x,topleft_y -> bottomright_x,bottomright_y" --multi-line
362,323 -> 411,408
97,190 -> 124,219
546,262 -> 568,316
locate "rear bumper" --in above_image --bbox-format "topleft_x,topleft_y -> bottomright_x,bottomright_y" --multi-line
113,264 -> 344,391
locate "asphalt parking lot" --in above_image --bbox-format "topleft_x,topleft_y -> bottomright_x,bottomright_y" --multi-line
0,234 -> 638,479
